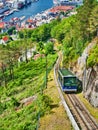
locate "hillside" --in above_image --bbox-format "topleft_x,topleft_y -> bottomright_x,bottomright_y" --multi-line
0,54 -> 58,129
0,0 -> 98,129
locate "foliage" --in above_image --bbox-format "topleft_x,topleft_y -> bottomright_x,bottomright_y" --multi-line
89,5 -> 98,36
87,44 -> 98,67
0,94 -> 53,130
31,20 -> 59,42
50,1 -> 98,67
44,42 -> 54,55
0,53 -> 57,130
7,26 -> 16,35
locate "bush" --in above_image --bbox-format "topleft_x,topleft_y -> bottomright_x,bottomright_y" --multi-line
87,45 -> 98,67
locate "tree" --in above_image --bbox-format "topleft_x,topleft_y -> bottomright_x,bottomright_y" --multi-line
89,5 -> 98,36
44,42 -> 54,55
76,0 -> 96,41
37,41 -> 44,52
7,26 -> 16,35
0,48 -> 8,87
19,31 -> 24,39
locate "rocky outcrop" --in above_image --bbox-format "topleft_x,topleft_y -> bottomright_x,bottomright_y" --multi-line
84,66 -> 98,107
73,38 -> 98,107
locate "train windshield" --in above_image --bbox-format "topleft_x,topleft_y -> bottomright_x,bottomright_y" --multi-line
64,77 -> 77,86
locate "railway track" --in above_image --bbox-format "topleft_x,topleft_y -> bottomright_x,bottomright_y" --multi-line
67,94 -> 98,130
54,53 -> 98,130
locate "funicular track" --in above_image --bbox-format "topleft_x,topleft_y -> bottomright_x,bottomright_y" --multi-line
54,53 -> 98,130
67,94 -> 98,130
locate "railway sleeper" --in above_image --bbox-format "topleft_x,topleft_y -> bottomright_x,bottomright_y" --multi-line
75,96 -> 98,128
77,107 -> 92,130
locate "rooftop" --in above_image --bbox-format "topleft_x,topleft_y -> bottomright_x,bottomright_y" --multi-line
2,36 -> 9,42
0,22 -> 5,28
59,69 -> 75,77
27,19 -> 33,23
49,5 -> 74,13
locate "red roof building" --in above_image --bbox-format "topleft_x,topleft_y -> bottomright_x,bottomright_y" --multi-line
49,6 -> 74,13
27,19 -> 33,24
2,36 -> 9,43
0,22 -> 5,28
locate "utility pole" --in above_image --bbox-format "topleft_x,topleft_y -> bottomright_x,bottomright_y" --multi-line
24,31 -> 28,63
45,54 -> 47,89
83,54 -> 88,92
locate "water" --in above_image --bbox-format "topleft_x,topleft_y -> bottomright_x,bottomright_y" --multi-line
4,0 -> 54,22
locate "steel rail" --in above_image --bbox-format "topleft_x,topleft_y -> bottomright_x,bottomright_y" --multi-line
54,53 -> 80,130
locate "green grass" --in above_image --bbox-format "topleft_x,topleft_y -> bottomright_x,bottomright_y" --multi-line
0,53 -> 58,130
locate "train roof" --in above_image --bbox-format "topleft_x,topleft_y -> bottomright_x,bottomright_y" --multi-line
59,68 -> 75,77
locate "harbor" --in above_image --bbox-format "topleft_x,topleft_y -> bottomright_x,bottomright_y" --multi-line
0,0 -> 83,33
0,0 -> 83,22
0,0 -> 54,22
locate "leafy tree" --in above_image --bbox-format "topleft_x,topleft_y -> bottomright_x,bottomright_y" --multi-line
89,5 -> 98,36
87,44 -> 98,67
19,31 -> 24,38
31,20 -> 59,42
44,42 -> 54,55
7,26 -> 16,35
0,47 -> 8,87
36,41 -> 44,52
13,30 -> 17,35
76,0 -> 96,41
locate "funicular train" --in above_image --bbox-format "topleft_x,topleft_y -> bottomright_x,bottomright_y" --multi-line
58,68 -> 80,92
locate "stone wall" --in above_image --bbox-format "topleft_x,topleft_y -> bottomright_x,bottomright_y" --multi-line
72,38 -> 98,107
84,66 -> 98,107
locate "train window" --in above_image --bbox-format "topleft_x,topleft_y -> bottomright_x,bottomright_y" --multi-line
64,77 -> 77,86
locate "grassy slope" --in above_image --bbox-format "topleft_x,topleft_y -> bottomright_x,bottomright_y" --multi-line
77,93 -> 98,123
0,54 -> 58,130
39,69 -> 72,130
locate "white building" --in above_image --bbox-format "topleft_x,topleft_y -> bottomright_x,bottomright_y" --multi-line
7,0 -> 32,8
60,0 -> 83,5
